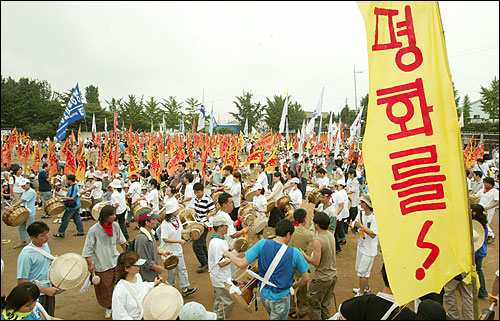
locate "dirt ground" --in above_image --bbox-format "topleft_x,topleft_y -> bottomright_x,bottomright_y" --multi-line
1,163 -> 499,319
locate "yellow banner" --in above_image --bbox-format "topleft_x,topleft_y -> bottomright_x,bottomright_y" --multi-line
358,1 -> 471,304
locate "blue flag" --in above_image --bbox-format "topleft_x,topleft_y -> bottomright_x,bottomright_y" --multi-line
56,83 -> 86,141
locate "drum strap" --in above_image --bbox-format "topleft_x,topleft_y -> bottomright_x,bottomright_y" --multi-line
121,281 -> 144,316
26,244 -> 56,285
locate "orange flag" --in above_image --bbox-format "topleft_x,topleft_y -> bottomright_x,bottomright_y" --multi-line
264,147 -> 278,172
346,139 -> 356,164
49,143 -> 58,177
75,147 -> 86,182
243,147 -> 264,167
31,142 -> 41,173
64,148 -> 76,175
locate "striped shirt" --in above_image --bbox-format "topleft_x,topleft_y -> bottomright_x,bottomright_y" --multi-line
194,194 -> 216,227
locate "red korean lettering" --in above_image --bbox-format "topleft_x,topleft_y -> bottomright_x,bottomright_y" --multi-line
390,145 -> 447,215
395,6 -> 423,72
377,78 -> 433,140
372,7 -> 402,51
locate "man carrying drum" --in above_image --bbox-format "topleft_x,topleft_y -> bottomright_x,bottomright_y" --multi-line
223,219 -> 310,320
9,178 -> 37,249
17,221 -> 60,316
208,215 -> 235,320
193,182 -> 217,273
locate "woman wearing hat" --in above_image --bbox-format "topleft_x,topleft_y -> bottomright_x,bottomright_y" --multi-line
110,178 -> 129,241
111,251 -> 162,320
8,178 -> 37,249
159,199 -> 197,298
8,164 -> 24,204
288,177 -> 303,210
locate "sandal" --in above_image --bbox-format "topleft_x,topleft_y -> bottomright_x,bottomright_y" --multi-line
73,233 -> 85,236
289,312 -> 298,319
53,233 -> 65,238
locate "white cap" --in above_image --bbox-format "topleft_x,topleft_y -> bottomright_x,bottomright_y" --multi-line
179,302 -> 217,320
134,258 -> 146,266
290,177 -> 300,184
254,183 -> 263,190
20,178 -> 31,186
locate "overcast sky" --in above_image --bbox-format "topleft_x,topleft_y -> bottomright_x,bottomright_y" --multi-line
1,1 -> 498,124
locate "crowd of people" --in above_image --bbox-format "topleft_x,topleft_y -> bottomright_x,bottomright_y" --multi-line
1,136 -> 499,320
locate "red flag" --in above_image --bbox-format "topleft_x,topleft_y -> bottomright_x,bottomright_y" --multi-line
64,148 -> 76,175
49,144 -> 58,177
346,139 -> 356,164
114,111 -> 118,134
97,142 -> 103,172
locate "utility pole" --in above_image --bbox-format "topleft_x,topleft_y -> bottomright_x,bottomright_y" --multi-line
354,65 -> 363,112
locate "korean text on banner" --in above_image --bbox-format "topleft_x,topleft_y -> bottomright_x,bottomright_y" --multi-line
56,83 -> 86,141
357,1 -> 471,305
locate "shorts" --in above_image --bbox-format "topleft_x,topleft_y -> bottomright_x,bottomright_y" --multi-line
355,248 -> 375,278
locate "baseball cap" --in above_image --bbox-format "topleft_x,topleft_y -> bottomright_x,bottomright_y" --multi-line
179,302 -> 216,320
134,258 -> 147,266
290,177 -> 300,184
136,211 -> 160,222
212,215 -> 228,227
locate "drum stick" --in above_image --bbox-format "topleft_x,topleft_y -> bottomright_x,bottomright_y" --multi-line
208,256 -> 226,273
55,260 -> 79,289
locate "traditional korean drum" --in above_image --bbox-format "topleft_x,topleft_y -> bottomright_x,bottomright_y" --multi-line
163,254 -> 179,270
2,205 -> 29,227
232,238 -> 249,253
266,201 -> 275,215
178,208 -> 196,226
276,195 -> 290,210
49,253 -> 88,290
80,196 -> 92,209
308,188 -> 321,204
132,200 -> 152,219
44,198 -> 65,216
244,189 -> 260,202
211,191 -> 222,207
91,202 -> 112,221
284,207 -> 295,221
185,223 -> 204,241
248,217 -> 268,235
225,263 -> 259,313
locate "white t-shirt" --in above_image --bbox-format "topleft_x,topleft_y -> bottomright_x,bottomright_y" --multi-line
111,274 -> 154,320
112,190 -> 128,215
212,210 -> 236,247
317,176 -> 330,190
129,181 -> 142,204
159,218 -> 183,256
347,177 -> 360,207
355,211 -> 378,257
208,236 -> 232,288
289,188 -> 303,209
183,183 -> 195,208
223,175 -> 234,192
230,182 -> 241,208
334,189 -> 349,220
269,181 -> 284,203
9,175 -> 24,193
91,181 -> 103,200
253,195 -> 268,215
476,187 -> 500,217
146,189 -> 160,213
257,172 -> 269,191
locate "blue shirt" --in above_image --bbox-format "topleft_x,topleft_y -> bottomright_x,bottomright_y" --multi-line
66,184 -> 81,209
245,239 -> 309,300
17,243 -> 52,294
1,305 -> 43,320
21,188 -> 37,217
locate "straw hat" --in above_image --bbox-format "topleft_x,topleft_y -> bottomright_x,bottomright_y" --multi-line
49,253 -> 89,290
110,179 -> 123,189
179,302 -> 216,320
359,194 -> 372,208
142,284 -> 184,320
163,199 -> 180,215
93,171 -> 103,179
472,220 -> 485,252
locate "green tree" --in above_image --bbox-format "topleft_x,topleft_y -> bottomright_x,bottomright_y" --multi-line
117,95 -> 147,131
143,96 -> 162,128
184,97 -> 201,129
453,82 -> 460,115
85,85 -> 100,105
479,76 -> 499,120
360,93 -> 369,136
162,96 -> 183,130
229,90 -> 263,132
264,94 -> 306,131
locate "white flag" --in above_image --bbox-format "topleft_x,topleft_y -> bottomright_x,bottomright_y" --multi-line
334,129 -> 342,158
459,110 -> 464,128
244,118 -> 248,137
104,118 -> 108,133
348,107 -> 364,145
92,113 -> 96,133
298,120 -> 305,154
279,90 -> 289,133
327,112 -> 333,149
197,104 -> 206,132
316,87 -> 324,136
329,121 -> 338,149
